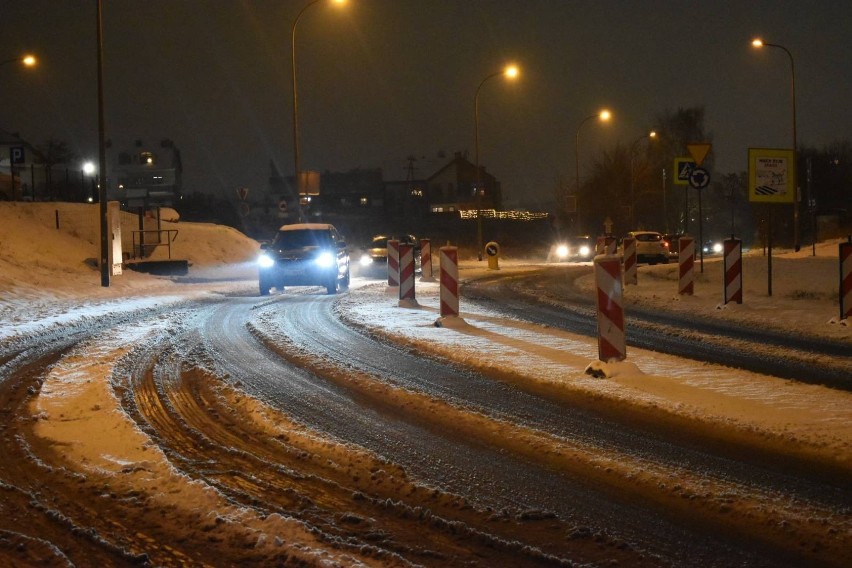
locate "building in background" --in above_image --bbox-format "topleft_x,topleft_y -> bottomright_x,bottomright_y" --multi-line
110,139 -> 182,209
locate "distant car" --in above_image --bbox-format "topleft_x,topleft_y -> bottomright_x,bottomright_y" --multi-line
550,235 -> 594,262
355,234 -> 420,277
257,223 -> 350,295
627,230 -> 670,265
703,239 -> 724,255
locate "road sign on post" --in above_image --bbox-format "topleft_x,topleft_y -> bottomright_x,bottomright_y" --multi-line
674,157 -> 695,186
485,241 -> 500,270
687,143 -> 712,167
748,148 -> 796,204
688,167 -> 710,189
10,146 -> 25,164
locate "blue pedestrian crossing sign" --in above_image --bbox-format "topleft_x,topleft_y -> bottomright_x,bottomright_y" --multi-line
674,157 -> 695,186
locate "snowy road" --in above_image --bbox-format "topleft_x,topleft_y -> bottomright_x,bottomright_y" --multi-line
1,275 -> 850,566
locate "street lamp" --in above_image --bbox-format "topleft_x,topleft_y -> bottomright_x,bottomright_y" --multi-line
474,64 -> 519,259
574,109 -> 611,233
752,38 -> 799,250
629,130 -> 656,229
83,161 -> 96,203
0,54 -> 37,68
291,0 -> 347,217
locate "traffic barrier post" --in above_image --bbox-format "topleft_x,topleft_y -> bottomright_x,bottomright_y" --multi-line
420,238 -> 433,281
678,236 -> 695,296
387,239 -> 400,287
594,255 -> 626,361
841,239 -> 852,320
622,237 -> 637,285
723,238 -> 743,304
398,243 -> 416,303
439,246 -> 459,318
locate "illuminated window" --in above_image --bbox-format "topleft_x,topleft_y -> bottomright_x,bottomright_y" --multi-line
360,197 -> 368,206
139,151 -> 155,165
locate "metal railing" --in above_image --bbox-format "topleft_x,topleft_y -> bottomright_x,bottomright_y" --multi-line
131,229 -> 179,259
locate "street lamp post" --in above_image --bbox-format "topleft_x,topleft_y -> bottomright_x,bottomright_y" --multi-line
291,0 -> 346,219
574,109 -> 611,233
629,130 -> 656,229
2,54 -> 36,202
96,0 -> 109,287
474,65 -> 518,260
752,38 -> 799,250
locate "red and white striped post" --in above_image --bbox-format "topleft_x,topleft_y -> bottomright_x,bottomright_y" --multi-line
605,236 -> 617,255
594,255 -> 626,361
439,246 -> 459,318
420,238 -> 433,281
723,238 -> 743,305
678,236 -> 695,296
386,239 -> 400,287
840,239 -> 852,320
622,236 -> 637,285
398,243 -> 416,302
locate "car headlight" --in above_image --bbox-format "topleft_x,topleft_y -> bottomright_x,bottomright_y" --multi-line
578,245 -> 591,257
359,253 -> 373,267
315,251 -> 335,268
713,242 -> 723,254
257,253 -> 274,268
555,244 -> 569,259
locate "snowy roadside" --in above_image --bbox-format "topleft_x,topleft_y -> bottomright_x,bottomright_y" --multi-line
337,267 -> 852,469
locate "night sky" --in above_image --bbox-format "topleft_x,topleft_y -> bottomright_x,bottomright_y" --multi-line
2,1 -> 850,208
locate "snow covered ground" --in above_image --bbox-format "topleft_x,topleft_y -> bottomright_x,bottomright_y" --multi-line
2,202 -> 851,563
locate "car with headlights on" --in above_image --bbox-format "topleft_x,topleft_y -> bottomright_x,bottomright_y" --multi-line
257,223 -> 350,295
355,233 -> 420,277
549,235 -> 594,262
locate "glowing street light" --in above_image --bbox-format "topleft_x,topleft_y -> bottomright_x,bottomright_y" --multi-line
574,109 -> 612,232
474,64 -> 519,259
291,0 -> 347,216
83,161 -> 96,203
0,53 -> 37,69
752,37 -> 799,250
629,130 -> 656,229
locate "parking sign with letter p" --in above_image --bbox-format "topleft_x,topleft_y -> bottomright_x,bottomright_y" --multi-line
10,146 -> 25,164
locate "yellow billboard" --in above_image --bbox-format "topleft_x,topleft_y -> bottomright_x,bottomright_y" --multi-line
748,148 -> 796,203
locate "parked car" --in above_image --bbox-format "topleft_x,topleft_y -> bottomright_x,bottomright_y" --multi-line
257,223 -> 350,295
549,235 -> 594,262
627,230 -> 670,264
354,234 -> 420,277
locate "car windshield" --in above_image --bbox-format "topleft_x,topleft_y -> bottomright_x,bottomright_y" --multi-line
274,229 -> 332,249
